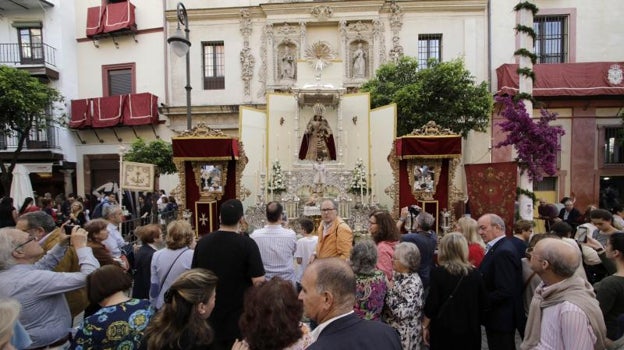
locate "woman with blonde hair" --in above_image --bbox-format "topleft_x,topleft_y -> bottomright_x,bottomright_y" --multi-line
150,220 -> 195,309
69,200 -> 87,226
0,298 -> 31,350
422,232 -> 487,349
143,268 -> 218,350
455,216 -> 485,267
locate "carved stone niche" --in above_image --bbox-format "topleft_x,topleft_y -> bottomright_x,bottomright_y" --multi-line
276,41 -> 298,83
349,40 -> 370,80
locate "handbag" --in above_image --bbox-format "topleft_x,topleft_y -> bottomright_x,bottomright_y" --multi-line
435,274 -> 465,320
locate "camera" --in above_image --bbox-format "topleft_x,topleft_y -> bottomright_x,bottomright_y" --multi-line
408,205 -> 421,216
64,224 -> 76,235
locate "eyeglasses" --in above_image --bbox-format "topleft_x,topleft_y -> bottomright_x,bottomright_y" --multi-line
320,208 -> 336,212
525,247 -> 533,259
14,237 -> 36,252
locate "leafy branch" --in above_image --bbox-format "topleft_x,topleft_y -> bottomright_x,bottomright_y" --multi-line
513,1 -> 539,16
514,24 -> 537,41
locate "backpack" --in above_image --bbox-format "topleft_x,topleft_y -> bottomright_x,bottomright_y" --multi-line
91,202 -> 104,219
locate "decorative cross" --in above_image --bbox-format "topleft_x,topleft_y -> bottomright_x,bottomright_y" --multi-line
199,213 -> 209,226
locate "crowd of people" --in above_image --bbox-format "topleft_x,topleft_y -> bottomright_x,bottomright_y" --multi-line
1,191 -> 624,349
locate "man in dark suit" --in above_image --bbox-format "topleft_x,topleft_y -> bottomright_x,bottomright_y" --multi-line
478,213 -> 525,350
299,258 -> 402,350
557,199 -> 582,232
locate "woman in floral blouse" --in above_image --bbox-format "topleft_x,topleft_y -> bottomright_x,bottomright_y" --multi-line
384,242 -> 424,350
71,265 -> 155,349
351,240 -> 388,320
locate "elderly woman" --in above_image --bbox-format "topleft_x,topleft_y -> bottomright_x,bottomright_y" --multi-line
369,211 -> 401,281
71,265 -> 154,349
150,220 -> 195,309
132,224 -> 164,299
455,217 -> 485,267
351,240 -> 388,320
142,269 -> 218,350
422,233 -> 488,349
234,277 -> 312,350
384,242 -> 424,350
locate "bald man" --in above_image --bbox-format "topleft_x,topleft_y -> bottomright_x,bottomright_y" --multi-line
299,258 -> 401,349
522,238 -> 607,350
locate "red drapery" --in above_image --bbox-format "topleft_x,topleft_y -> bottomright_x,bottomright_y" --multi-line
396,136 -> 461,159
85,2 -> 136,38
69,93 -> 159,129
174,137 -> 241,235
395,136 -> 461,214
496,62 -> 624,97
172,138 -> 239,160
465,162 -> 518,234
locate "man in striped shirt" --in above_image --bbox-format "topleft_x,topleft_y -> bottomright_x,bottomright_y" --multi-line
250,201 -> 297,284
522,238 -> 607,350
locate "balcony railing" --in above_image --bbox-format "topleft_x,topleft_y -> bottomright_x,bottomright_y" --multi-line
0,124 -> 62,150
0,43 -> 57,67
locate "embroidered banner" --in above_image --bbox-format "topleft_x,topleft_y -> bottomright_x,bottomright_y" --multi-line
121,161 -> 155,191
465,162 -> 517,232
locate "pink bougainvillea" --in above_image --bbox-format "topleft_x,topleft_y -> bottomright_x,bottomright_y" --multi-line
495,96 -> 566,182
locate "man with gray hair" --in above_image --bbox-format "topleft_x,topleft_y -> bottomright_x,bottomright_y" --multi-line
311,199 -> 353,261
401,211 -> 437,289
102,204 -> 126,260
299,258 -> 402,349
522,238 -> 607,349
16,211 -> 89,317
0,227 -> 99,349
477,213 -> 524,350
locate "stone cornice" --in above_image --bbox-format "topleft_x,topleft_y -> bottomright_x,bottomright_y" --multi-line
385,1 -> 488,13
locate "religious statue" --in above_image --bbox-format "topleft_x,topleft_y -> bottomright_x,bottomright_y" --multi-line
414,165 -> 435,191
298,104 -> 337,161
280,47 -> 296,80
352,43 -> 366,78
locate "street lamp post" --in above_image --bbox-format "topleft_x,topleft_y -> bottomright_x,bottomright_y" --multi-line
167,2 -> 192,130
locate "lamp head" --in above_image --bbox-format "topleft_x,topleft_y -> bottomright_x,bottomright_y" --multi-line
167,28 -> 191,57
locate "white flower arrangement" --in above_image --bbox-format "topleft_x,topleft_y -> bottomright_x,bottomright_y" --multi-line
349,159 -> 368,194
268,160 -> 287,193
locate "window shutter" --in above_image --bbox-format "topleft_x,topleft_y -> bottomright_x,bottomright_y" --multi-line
109,69 -> 132,96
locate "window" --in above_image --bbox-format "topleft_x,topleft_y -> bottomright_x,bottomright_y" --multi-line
417,34 -> 441,69
534,177 -> 557,191
102,63 -> 135,96
203,41 -> 225,90
18,27 -> 43,64
604,127 -> 624,164
533,16 -> 568,63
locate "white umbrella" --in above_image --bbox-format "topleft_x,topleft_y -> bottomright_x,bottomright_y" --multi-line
10,164 -> 34,210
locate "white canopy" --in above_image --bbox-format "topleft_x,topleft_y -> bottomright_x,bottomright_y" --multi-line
10,163 -> 52,208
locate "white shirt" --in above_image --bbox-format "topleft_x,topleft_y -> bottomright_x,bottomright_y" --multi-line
103,223 -> 125,258
485,235 -> 505,254
310,311 -> 354,343
295,236 -> 318,282
251,224 -> 297,283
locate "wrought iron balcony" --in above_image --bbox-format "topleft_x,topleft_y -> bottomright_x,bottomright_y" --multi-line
0,124 -> 62,151
0,42 -> 59,81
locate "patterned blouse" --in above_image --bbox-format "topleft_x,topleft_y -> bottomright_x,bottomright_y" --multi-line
71,299 -> 155,350
384,271 -> 424,350
354,270 -> 388,320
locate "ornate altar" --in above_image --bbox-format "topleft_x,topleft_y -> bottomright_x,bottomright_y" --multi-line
389,121 -> 464,234
172,124 -> 247,236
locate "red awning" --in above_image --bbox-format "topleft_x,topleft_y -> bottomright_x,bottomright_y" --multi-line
103,1 -> 136,33
497,62 -> 624,97
85,1 -> 136,38
86,6 -> 103,37
172,138 -> 240,160
123,93 -> 158,126
69,93 -> 159,129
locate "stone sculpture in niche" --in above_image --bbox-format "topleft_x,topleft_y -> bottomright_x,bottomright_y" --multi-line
352,43 -> 366,78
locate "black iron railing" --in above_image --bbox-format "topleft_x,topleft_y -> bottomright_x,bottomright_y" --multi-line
0,124 -> 62,150
0,42 -> 57,67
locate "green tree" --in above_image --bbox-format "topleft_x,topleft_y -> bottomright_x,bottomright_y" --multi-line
361,57 -> 492,137
124,138 -> 176,175
0,66 -> 63,193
